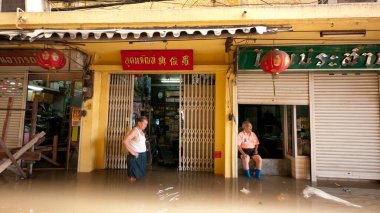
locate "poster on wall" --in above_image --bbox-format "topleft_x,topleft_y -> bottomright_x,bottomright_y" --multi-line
72,107 -> 81,127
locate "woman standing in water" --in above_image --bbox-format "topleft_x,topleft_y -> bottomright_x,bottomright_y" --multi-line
123,116 -> 149,183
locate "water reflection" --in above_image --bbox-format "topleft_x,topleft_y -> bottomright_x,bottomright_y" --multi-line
0,170 -> 379,213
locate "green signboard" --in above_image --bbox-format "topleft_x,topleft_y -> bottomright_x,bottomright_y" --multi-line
238,44 -> 380,70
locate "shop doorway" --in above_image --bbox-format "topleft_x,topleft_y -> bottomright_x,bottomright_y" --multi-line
106,74 -> 215,172
238,104 -> 311,178
106,74 -> 181,170
239,105 -> 284,159
24,77 -> 83,170
137,74 -> 181,170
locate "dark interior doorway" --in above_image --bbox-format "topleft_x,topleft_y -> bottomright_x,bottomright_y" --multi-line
133,74 -> 180,170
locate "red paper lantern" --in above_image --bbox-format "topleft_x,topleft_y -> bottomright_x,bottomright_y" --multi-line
36,49 -> 66,70
260,49 -> 290,75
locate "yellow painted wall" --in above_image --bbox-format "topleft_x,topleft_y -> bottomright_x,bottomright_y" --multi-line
2,4 -> 380,30
94,72 -> 110,169
214,72 -> 227,175
223,75 -> 233,178
78,101 -> 95,171
87,40 -> 226,66
79,71 -> 109,172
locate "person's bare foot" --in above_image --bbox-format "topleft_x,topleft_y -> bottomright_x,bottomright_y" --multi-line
128,176 -> 136,183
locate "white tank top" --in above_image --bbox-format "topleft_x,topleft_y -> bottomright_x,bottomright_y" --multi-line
130,127 -> 146,153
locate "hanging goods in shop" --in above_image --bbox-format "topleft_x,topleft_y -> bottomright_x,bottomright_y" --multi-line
36,48 -> 66,70
260,49 -> 290,96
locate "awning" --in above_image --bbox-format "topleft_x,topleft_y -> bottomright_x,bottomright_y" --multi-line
0,26 -> 282,41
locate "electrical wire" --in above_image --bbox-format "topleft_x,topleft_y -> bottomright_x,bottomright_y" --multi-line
49,0 -> 144,11
47,0 -> 321,11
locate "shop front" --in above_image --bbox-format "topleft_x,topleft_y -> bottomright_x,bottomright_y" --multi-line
31,24 -> 278,176
0,48 -> 85,170
104,50 -> 216,172
237,44 -> 380,181
76,37 -> 237,175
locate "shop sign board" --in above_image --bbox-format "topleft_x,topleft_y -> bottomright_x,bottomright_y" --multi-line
121,50 -> 193,70
0,51 -> 38,66
238,44 -> 380,70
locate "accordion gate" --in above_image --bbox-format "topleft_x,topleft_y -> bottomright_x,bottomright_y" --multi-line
106,74 -> 215,171
179,74 -> 215,171
106,74 -> 134,169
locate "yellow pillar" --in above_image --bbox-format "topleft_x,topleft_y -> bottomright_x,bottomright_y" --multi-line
224,75 -> 234,178
78,71 -> 107,172
230,74 -> 238,178
215,72 -> 227,176
94,72 -> 109,169
78,98 -> 94,172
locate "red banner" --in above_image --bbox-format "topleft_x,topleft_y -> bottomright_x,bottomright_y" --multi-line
121,50 -> 193,70
0,51 -> 38,66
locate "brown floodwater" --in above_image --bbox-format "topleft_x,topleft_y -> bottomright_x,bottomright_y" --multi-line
0,168 -> 379,213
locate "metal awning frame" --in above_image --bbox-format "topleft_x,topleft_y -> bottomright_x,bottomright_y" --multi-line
0,26 -> 289,42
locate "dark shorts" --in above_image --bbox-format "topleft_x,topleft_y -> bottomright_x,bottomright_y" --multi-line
127,152 -> 147,180
240,148 -> 259,158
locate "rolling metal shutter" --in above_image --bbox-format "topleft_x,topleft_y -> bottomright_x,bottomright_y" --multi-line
237,72 -> 309,105
312,72 -> 380,180
0,71 -> 28,148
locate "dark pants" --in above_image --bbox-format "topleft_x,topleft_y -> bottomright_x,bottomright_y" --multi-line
127,152 -> 147,180
239,148 -> 259,158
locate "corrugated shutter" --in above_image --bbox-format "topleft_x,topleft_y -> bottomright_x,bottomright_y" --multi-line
237,72 -> 309,105
313,72 -> 380,180
0,71 -> 27,148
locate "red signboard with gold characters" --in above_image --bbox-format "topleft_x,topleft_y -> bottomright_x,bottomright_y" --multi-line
121,50 -> 193,70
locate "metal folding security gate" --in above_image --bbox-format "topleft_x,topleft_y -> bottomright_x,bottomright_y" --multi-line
236,72 -> 309,105
312,72 -> 380,180
106,74 -> 134,169
179,74 -> 215,171
0,71 -> 28,148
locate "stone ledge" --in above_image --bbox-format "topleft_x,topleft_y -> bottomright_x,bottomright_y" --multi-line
238,158 -> 291,176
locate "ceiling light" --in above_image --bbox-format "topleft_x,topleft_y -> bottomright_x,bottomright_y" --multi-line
161,79 -> 181,83
28,85 -> 43,91
320,30 -> 366,38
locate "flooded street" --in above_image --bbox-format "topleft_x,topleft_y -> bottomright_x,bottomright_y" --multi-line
0,169 -> 379,213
